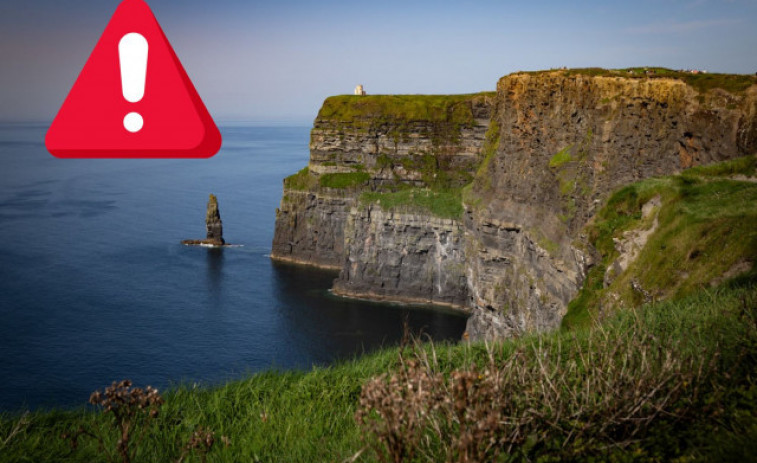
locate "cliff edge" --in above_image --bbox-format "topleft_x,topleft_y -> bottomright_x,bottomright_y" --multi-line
272,69 -> 757,339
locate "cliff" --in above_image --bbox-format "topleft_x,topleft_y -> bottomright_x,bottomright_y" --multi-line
272,69 -> 757,339
271,93 -> 494,298
464,70 -> 757,338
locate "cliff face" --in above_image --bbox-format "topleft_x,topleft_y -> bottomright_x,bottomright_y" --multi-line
464,72 -> 757,338
308,95 -> 492,186
271,190 -> 350,269
272,70 -> 757,339
333,206 -> 467,307
271,93 -> 493,292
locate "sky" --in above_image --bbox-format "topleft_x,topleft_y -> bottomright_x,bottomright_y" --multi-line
0,0 -> 755,124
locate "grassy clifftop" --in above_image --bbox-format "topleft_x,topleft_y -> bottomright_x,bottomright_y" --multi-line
316,93 -> 494,126
281,93 -> 497,221
520,67 -> 757,94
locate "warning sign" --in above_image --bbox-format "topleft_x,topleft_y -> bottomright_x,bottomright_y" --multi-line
45,0 -> 222,158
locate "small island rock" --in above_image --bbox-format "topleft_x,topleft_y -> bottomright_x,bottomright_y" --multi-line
205,194 -> 224,245
182,194 -> 226,246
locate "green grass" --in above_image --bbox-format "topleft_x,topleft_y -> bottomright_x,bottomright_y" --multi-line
284,168 -> 371,191
3,280 -> 755,462
318,172 -> 370,189
0,350 -> 400,462
468,115 -> 501,198
359,281 -> 757,462
548,145 -> 573,168
360,188 -> 464,220
317,93 -> 494,126
683,154 -> 757,178
563,155 -> 757,328
283,167 -> 316,191
676,72 -> 757,94
523,67 -> 757,95
530,228 -> 560,257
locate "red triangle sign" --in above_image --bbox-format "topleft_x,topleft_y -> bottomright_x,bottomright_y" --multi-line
46,0 -> 222,158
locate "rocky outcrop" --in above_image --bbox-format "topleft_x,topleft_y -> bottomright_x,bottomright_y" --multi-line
206,194 -> 224,244
271,93 -> 494,276
271,70 -> 757,340
183,194 -> 226,246
462,211 -> 588,339
603,196 -> 661,288
308,95 -> 492,187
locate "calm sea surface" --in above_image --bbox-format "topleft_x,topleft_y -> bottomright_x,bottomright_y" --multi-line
0,124 -> 467,411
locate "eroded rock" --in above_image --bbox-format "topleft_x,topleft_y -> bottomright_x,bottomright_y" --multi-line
182,194 -> 226,247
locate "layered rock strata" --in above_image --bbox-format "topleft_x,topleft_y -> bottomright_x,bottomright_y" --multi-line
271,93 -> 493,280
332,206 -> 467,308
464,72 -> 757,338
272,71 -> 757,339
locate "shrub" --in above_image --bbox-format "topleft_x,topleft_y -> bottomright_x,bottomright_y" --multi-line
356,288 -> 756,462
61,380 -> 225,463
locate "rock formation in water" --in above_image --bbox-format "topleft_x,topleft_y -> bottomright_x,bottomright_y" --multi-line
271,69 -> 757,340
182,194 -> 226,246
205,194 -> 224,244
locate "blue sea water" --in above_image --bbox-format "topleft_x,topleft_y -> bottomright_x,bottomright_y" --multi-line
0,124 -> 467,411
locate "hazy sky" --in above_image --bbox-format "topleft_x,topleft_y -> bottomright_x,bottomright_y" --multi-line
1,0 -> 755,123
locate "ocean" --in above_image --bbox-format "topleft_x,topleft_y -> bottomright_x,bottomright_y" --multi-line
0,124 -> 467,411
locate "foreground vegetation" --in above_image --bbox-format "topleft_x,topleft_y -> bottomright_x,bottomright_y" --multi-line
563,155 -> 757,329
359,280 -> 757,462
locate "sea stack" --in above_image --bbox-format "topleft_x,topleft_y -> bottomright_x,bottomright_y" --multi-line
205,194 -> 224,245
182,194 -> 226,246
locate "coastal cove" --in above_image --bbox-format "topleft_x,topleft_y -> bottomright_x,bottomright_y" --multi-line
0,124 -> 467,412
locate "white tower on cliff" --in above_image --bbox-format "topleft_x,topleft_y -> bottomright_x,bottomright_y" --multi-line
354,84 -> 366,96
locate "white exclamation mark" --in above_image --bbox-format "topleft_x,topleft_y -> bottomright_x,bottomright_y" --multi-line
119,33 -> 148,133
